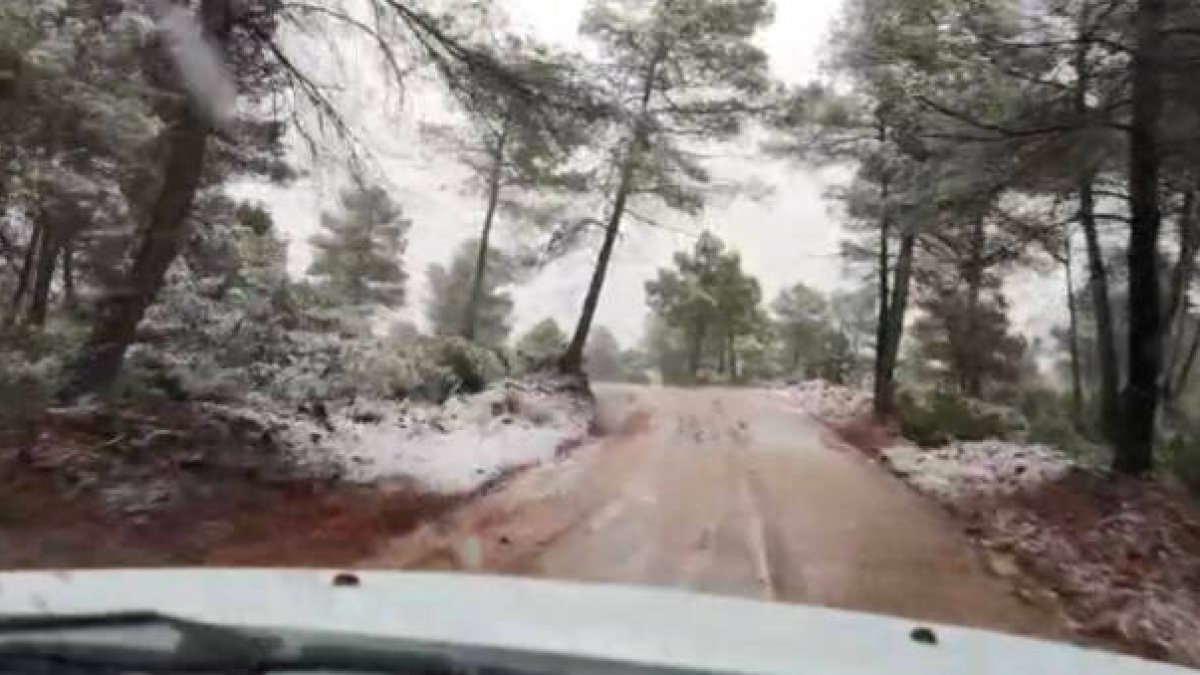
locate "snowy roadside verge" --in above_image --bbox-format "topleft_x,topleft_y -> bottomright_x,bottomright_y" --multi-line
775,380 -> 1200,667
880,440 -> 1200,667
773,379 -> 872,424
881,441 -> 1074,503
282,374 -> 595,495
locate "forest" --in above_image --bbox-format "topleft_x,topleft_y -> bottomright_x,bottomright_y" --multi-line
1,0 -> 1199,491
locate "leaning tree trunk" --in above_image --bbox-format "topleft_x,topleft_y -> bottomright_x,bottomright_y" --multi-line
463,123 -> 508,341
561,50 -> 663,373
560,154 -> 635,374
58,112 -> 210,401
1118,0 -> 1167,475
58,0 -> 232,401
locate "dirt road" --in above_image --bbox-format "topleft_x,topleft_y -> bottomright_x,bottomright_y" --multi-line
366,385 -> 1062,638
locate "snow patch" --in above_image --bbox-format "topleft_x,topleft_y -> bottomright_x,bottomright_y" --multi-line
882,440 -> 1073,503
288,377 -> 593,495
877,437 -> 1200,665
776,380 -> 871,424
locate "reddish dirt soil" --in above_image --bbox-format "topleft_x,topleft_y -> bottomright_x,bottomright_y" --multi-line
828,413 -> 895,459
830,411 -> 1200,667
0,403 -> 459,570
975,471 -> 1200,665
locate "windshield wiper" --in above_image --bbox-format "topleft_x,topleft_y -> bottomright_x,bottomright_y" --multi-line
0,611 -> 705,674
0,611 -> 281,673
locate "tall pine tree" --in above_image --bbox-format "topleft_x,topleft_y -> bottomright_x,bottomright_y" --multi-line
307,182 -> 409,308
560,0 -> 774,371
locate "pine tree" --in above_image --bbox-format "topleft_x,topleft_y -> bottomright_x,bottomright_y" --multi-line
515,318 -> 568,372
584,326 -> 625,382
426,239 -> 516,348
424,31 -> 596,341
645,232 -> 765,381
307,182 -> 409,308
911,267 -> 1027,398
560,0 -> 774,372
234,204 -> 288,293
772,282 -> 830,374
50,0 -> 586,400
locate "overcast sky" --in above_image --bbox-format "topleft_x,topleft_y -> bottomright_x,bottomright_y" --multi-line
238,0 -> 1067,349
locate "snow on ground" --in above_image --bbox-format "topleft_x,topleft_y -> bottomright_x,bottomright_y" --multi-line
775,380 -> 1200,665
877,439 -> 1200,666
776,380 -> 871,424
882,440 -> 1074,503
286,376 -> 593,495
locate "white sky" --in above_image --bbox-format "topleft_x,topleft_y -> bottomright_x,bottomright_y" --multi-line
238,0 -> 1065,349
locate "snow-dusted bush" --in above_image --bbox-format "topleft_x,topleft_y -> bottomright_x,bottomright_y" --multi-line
434,337 -> 506,394
346,337 -> 449,401
513,319 -> 568,374
898,391 -> 1027,447
0,321 -> 85,417
1162,420 -> 1200,494
0,350 -> 58,420
778,379 -> 871,424
346,335 -> 506,403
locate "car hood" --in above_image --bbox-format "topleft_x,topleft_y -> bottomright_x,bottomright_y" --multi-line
0,569 -> 1188,674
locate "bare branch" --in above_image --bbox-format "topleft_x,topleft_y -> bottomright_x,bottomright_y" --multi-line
915,95 -> 1084,139
281,2 -> 416,93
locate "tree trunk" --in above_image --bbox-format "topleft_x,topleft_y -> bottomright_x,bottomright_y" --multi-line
1175,321 -> 1200,396
562,48 -> 663,373
1165,190 -> 1197,328
1065,239 -> 1084,421
728,333 -> 738,382
963,216 -> 985,398
872,174 -> 892,416
58,0 -> 232,401
716,329 -> 727,375
1079,179 -> 1121,441
463,122 -> 509,341
0,224 -> 19,269
687,318 -> 706,379
877,229 -> 916,414
8,222 -> 41,323
59,114 -> 210,401
26,220 -> 59,327
560,156 -> 634,374
61,240 -> 77,312
1073,22 -> 1122,444
1162,189 -> 1197,409
1117,0 -> 1167,475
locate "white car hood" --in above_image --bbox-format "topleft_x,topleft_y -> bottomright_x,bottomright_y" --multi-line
0,569 -> 1188,674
